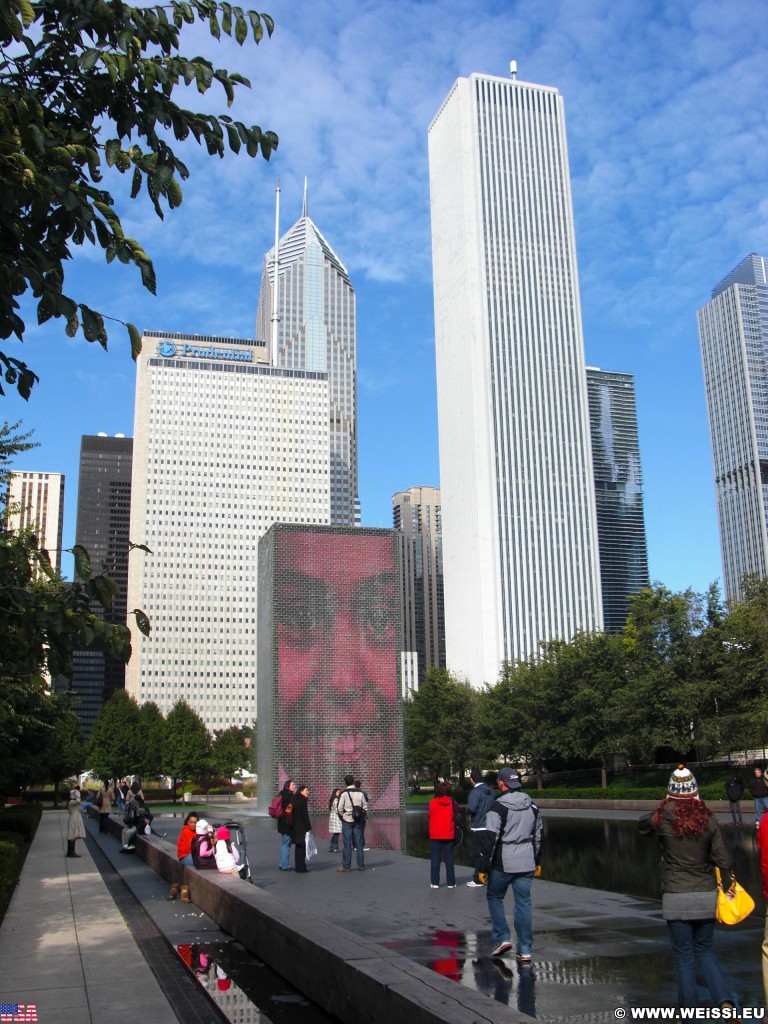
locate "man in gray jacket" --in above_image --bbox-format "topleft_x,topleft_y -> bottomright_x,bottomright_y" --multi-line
478,766 -> 543,962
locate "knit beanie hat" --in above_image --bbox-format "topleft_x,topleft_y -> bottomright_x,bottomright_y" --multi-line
216,826 -> 230,841
195,819 -> 210,835
667,764 -> 698,799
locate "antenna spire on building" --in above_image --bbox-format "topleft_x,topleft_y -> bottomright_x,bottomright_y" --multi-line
271,178 -> 281,359
302,177 -> 308,219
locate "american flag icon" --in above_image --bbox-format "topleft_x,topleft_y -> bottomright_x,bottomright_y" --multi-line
0,1005 -> 37,1022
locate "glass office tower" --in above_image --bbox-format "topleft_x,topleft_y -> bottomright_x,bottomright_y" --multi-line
586,369 -> 649,631
698,253 -> 768,602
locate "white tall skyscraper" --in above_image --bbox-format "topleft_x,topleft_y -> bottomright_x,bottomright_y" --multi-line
126,331 -> 330,729
256,188 -> 358,525
428,69 -> 603,686
698,253 -> 768,602
6,471 -> 65,574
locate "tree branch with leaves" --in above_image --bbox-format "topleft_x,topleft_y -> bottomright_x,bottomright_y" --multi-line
0,0 -> 278,398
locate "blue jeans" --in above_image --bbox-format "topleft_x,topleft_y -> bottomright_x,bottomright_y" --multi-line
342,821 -> 364,869
279,833 -> 292,869
430,839 -> 455,886
179,854 -> 194,866
487,869 -> 533,954
666,919 -> 732,1008
755,796 -> 768,824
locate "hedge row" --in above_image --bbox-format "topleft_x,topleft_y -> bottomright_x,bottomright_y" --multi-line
0,804 -> 41,925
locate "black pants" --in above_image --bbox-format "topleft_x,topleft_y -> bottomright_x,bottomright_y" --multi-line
471,829 -> 483,882
295,843 -> 308,872
99,812 -> 110,833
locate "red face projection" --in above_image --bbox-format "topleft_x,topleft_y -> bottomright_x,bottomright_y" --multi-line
275,530 -> 403,812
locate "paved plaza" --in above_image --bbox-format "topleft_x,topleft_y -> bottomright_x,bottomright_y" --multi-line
0,805 -> 764,1023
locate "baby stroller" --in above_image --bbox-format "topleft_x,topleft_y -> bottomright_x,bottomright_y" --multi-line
215,820 -> 252,882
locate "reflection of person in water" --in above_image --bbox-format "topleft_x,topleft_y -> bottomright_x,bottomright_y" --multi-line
276,530 -> 402,810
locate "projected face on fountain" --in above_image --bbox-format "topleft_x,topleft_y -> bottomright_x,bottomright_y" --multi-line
275,531 -> 402,810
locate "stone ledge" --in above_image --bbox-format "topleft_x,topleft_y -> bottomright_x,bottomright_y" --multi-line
105,816 -> 531,1023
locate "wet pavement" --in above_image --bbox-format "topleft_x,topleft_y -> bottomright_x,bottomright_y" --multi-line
137,804 -> 766,1021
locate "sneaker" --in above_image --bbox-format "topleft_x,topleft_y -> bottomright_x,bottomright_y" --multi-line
447,885 -> 456,889
466,880 -> 484,888
363,847 -> 370,851
430,884 -> 439,889
516,952 -> 532,965
158,832 -> 168,839
491,941 -> 513,957
337,867 -> 349,873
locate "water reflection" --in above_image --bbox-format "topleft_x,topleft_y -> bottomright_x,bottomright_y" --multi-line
406,811 -> 762,901
175,941 -> 335,1024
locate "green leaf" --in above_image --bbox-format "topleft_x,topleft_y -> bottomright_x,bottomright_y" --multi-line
133,608 -> 152,637
127,323 -> 142,360
234,11 -> 247,44
131,166 -> 142,199
209,11 -> 220,39
79,48 -> 101,72
129,541 -> 153,554
72,544 -> 92,582
80,306 -> 107,347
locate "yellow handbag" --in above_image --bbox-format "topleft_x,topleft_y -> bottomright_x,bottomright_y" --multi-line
714,867 -> 755,925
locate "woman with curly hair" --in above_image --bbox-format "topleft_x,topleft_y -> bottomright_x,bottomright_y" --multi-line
639,765 -> 738,1011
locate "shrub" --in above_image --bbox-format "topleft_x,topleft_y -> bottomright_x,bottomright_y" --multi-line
0,804 -> 42,842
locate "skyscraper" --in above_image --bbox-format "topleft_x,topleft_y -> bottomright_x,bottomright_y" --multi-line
6,471 -> 65,574
256,188 -> 358,526
392,486 -> 445,683
428,69 -> 603,686
585,369 -> 649,631
698,253 -> 768,602
126,331 -> 331,729
70,434 -> 133,737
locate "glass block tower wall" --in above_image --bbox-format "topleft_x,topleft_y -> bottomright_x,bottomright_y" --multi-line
392,486 -> 446,683
126,332 -> 331,730
428,71 -> 603,686
256,200 -> 358,526
698,253 -> 768,602
257,524 -> 404,815
70,434 -> 133,736
585,370 -> 649,632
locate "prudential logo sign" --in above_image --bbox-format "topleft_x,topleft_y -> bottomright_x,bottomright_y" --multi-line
156,341 -> 253,363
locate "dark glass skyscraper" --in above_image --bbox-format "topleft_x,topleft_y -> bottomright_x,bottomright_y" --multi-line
69,434 -> 133,736
586,369 -> 649,632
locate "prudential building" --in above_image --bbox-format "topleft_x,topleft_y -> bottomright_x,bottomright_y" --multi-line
428,68 -> 603,687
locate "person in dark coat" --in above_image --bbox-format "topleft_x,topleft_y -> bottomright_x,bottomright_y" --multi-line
725,776 -> 744,826
292,785 -> 312,873
277,779 -> 296,871
747,768 -> 768,828
466,768 -> 496,887
639,765 -> 737,1012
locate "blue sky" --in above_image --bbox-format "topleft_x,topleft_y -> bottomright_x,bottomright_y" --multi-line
4,0 -> 767,596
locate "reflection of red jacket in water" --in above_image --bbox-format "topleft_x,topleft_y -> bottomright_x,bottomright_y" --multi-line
428,796 -> 456,840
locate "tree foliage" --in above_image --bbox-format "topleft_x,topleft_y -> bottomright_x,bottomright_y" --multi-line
37,698 -> 85,801
136,699 -> 165,780
0,0 -> 278,398
405,667 -> 477,783
86,687 -> 142,781
211,724 -> 250,781
163,699 -> 211,797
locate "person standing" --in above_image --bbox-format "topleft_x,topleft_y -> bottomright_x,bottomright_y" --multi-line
96,781 -> 115,834
428,781 -> 457,889
639,765 -> 738,1012
478,767 -> 542,963
466,768 -> 496,888
116,780 -> 129,814
337,774 -> 367,873
66,787 -> 85,858
757,809 -> 768,1006
277,779 -> 296,871
748,768 -> 768,827
725,776 -> 744,826
327,788 -> 342,853
292,785 -> 312,873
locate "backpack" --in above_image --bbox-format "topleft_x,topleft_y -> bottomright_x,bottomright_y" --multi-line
268,794 -> 285,819
96,790 -> 104,809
